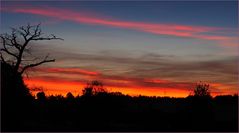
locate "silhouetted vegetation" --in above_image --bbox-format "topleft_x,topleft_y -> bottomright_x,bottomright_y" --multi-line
1,62 -> 34,131
193,82 -> 211,98
0,23 -> 62,75
1,24 -> 238,132
82,80 -> 107,96
1,63 -> 238,131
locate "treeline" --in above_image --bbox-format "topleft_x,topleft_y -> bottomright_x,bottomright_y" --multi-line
1,62 -> 238,132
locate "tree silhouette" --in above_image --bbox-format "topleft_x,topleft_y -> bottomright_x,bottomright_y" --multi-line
82,87 -> 94,97
36,91 -> 46,101
0,23 -> 63,75
82,80 -> 107,96
193,82 -> 211,97
66,92 -> 74,99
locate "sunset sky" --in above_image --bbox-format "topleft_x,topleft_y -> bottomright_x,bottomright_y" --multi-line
1,1 -> 238,97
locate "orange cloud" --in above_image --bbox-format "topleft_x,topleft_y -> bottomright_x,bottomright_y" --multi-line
3,5 -> 235,42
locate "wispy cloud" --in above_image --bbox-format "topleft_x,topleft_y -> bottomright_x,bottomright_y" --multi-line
3,5 -> 236,43
27,44 -> 238,91
32,67 -> 100,76
24,49 -> 238,97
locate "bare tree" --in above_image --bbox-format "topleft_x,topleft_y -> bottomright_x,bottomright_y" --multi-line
0,23 -> 63,75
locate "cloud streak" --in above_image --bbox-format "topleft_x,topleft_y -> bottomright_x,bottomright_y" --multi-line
27,45 -> 238,96
3,5 -> 235,42
32,67 -> 100,76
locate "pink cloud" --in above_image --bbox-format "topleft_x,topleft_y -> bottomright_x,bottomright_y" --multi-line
3,5 -> 235,42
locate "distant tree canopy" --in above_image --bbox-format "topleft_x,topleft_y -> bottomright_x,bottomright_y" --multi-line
36,91 -> 46,101
82,80 -> 107,96
0,23 -> 63,75
66,92 -> 74,99
193,82 -> 211,97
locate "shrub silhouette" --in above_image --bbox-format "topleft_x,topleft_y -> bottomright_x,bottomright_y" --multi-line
37,92 -> 47,101
82,87 -> 93,96
193,82 -> 211,97
66,92 -> 75,103
82,80 -> 107,96
66,92 -> 74,99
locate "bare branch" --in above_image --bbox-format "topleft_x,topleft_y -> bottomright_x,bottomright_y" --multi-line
11,30 -> 22,51
1,23 -> 63,75
20,55 -> 55,74
0,36 -> 19,59
33,23 -> 42,37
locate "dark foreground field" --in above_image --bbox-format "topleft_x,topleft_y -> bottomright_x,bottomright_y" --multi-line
2,93 -> 238,132
1,63 -> 238,132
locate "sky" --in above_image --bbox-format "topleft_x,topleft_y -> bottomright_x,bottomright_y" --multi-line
1,1 -> 238,97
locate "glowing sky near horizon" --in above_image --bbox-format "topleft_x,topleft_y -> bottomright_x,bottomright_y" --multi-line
1,1 -> 238,97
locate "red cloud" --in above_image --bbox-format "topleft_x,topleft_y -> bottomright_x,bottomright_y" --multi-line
3,6 -> 235,42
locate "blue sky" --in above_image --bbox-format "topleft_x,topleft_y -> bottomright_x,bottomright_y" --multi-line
1,1 -> 238,97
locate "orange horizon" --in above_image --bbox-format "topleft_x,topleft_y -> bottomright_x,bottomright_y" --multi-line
24,78 -> 237,98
